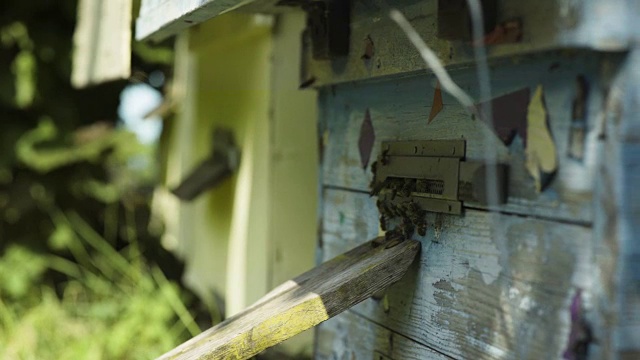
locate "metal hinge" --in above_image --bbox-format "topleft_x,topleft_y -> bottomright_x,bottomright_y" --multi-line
371,140 -> 508,216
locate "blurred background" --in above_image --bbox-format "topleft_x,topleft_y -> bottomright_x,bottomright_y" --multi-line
0,1 -> 204,358
0,0 -> 318,358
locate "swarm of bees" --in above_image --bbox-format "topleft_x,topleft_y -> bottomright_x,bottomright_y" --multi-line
370,161 -> 429,242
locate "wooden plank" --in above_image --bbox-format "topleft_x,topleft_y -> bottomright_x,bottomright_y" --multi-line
158,237 -> 420,360
590,50 -> 640,357
304,0 -> 640,86
315,311 -> 450,360
320,188 -> 597,359
136,0 -> 640,57
320,52 -> 604,223
158,14 -> 276,316
265,11 -> 319,356
71,0 -> 132,87
136,0 -> 251,41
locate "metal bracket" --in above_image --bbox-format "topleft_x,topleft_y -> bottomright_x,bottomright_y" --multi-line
172,127 -> 240,201
371,140 -> 508,216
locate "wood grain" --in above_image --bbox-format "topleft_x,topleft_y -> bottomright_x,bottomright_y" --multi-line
136,0 -> 249,41
590,51 -> 640,357
320,52 -> 604,223
315,310 -> 450,360
72,0 -> 131,87
304,0 -> 640,86
157,237 -> 420,360
321,189 -> 596,359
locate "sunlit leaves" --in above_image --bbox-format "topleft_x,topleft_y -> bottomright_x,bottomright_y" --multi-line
0,246 -> 47,299
0,210 -> 202,359
1,22 -> 36,108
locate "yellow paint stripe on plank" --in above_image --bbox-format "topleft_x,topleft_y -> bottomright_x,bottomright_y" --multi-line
158,238 -> 420,360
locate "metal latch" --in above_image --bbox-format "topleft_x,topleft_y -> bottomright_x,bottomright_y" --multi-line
370,140 -> 507,220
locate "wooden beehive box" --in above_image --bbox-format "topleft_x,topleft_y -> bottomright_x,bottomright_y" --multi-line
138,0 -> 640,358
311,3 -> 640,360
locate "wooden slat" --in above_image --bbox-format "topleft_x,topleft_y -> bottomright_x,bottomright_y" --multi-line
315,311 -> 450,360
136,0 -> 251,41
320,188 -> 597,359
590,50 -> 640,356
157,237 -> 420,360
72,0 -> 132,87
320,52 -> 603,223
304,0 -> 640,86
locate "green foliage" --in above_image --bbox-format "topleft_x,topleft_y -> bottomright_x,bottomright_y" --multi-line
12,49 -> 36,108
133,41 -> 174,66
1,21 -> 36,108
0,5 -> 201,359
0,209 -> 201,359
15,118 -> 144,175
0,246 -> 47,299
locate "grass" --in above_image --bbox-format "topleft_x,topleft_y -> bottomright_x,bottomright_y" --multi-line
0,207 -> 202,359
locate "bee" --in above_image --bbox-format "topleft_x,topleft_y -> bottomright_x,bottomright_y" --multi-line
388,178 -> 406,200
377,200 -> 393,219
392,203 -> 406,218
401,218 -> 415,239
370,180 -> 385,196
380,148 -> 390,165
400,178 -> 415,197
417,220 -> 427,236
379,214 -> 387,231
369,161 -> 379,190
403,202 -> 422,224
385,227 -> 403,242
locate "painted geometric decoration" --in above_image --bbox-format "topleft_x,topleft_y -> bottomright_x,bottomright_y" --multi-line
475,87 -> 530,145
358,108 -> 375,169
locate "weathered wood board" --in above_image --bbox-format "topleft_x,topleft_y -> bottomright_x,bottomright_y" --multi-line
315,310 -> 450,360
157,237 -> 419,360
318,189 -> 596,359
303,0 -> 640,86
590,50 -> 640,357
136,0 -> 250,41
72,0 -> 132,87
320,52 -> 605,223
